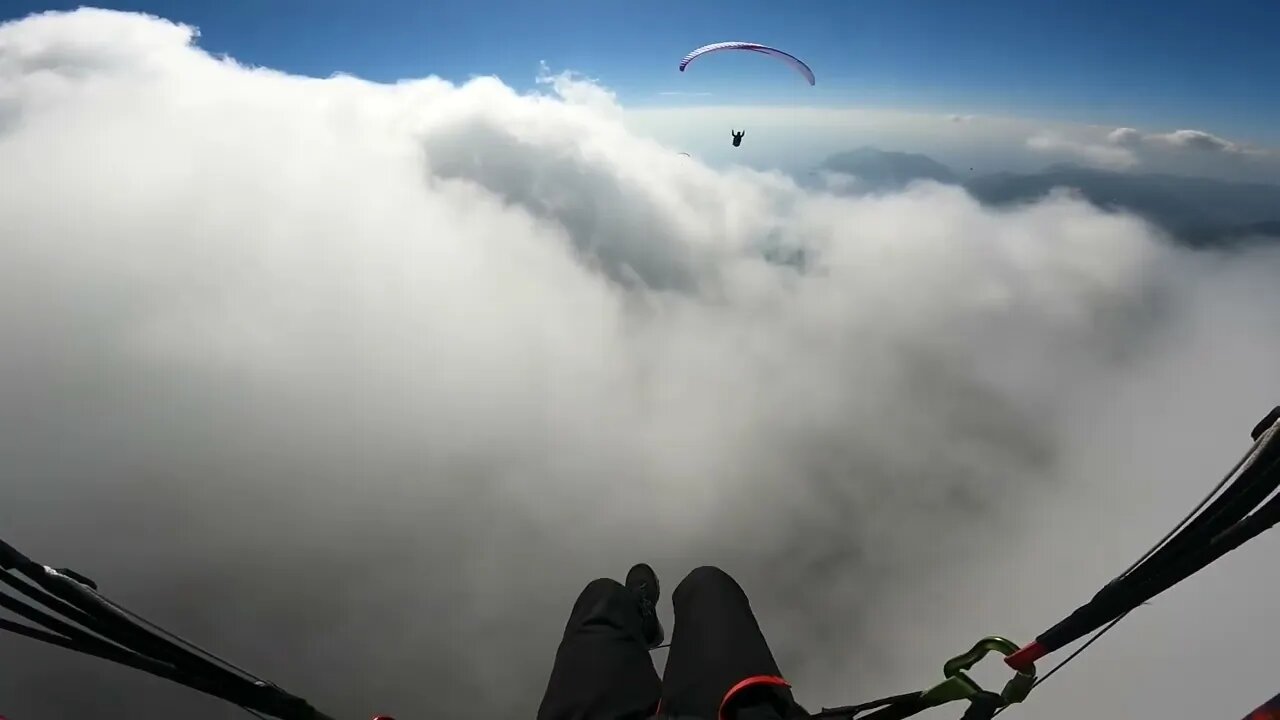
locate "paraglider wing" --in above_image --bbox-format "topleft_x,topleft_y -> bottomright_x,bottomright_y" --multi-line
679,42 -> 816,86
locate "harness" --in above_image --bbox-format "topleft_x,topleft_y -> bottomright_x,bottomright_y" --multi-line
3,406 -> 1278,720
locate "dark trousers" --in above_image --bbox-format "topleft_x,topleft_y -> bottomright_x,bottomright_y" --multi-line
537,566 -> 808,720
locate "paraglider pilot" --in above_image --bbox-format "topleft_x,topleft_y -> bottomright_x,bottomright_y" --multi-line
731,130 -> 745,148
537,564 -> 809,720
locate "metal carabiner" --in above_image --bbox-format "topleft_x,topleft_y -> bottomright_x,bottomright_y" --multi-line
919,636 -> 1037,709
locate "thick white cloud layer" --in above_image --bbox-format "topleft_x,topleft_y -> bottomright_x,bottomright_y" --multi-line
2,9 -> 1280,720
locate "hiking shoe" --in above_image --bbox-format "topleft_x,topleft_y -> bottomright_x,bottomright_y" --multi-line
625,562 -> 665,649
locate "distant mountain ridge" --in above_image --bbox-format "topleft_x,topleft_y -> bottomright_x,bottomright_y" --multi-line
813,148 -> 1280,247
819,147 -> 957,189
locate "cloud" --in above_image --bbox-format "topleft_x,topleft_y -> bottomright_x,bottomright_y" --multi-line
1026,131 -> 1139,169
1030,125 -> 1277,175
1108,126 -> 1271,157
2,9 -> 1280,720
535,60 -> 622,120
1149,128 -> 1241,153
1107,127 -> 1143,147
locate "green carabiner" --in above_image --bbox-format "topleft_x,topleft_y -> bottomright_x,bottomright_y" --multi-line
919,636 -> 1037,709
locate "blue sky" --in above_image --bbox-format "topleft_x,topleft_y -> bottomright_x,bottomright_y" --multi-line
4,0 -> 1279,144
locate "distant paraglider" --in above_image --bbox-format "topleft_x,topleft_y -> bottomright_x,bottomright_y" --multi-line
680,42 -> 813,150
678,41 -> 816,86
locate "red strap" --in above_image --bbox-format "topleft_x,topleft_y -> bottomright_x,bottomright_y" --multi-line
1004,641 -> 1046,673
718,675 -> 792,720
